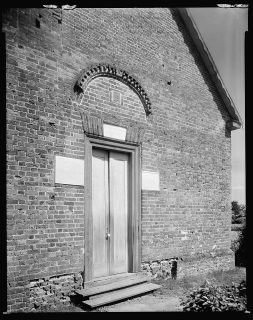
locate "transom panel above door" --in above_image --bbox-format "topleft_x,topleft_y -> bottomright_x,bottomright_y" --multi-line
92,148 -> 129,279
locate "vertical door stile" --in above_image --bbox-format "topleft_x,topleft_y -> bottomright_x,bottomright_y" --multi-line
92,149 -> 109,278
109,152 -> 128,275
109,153 -> 113,276
105,151 -> 110,274
128,154 -> 133,272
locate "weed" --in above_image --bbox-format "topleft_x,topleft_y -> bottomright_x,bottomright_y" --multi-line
181,280 -> 247,312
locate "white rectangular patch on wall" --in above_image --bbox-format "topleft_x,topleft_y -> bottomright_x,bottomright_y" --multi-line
142,171 -> 160,191
55,156 -> 84,186
103,123 -> 127,141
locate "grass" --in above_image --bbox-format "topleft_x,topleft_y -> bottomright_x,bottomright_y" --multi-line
152,267 -> 246,299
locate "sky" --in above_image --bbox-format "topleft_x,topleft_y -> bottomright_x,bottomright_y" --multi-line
188,7 -> 247,205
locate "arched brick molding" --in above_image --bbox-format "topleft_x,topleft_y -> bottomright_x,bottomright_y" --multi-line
72,64 -> 152,116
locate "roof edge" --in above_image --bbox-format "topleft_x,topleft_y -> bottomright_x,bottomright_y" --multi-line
177,8 -> 243,129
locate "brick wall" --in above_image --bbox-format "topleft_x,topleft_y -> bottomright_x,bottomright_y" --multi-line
4,8 -> 233,312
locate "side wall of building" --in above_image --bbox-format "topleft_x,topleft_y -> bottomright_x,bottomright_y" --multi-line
4,8 -> 233,312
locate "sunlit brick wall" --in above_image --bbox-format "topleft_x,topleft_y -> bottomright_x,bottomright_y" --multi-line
4,8 -> 233,312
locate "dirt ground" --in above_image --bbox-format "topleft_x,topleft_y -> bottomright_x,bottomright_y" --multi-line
53,266 -> 246,312
97,295 -> 182,312
97,267 -> 246,312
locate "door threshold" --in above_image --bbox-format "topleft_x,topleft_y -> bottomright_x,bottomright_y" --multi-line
84,273 -> 137,286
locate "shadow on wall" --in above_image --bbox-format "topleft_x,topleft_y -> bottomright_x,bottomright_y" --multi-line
170,9 -> 231,139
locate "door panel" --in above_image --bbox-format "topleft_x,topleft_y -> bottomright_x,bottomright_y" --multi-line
92,149 -> 109,278
109,152 -> 128,274
92,149 -> 129,279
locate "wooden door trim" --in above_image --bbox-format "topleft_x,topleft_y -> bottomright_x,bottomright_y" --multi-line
84,135 -> 93,281
84,136 -> 141,283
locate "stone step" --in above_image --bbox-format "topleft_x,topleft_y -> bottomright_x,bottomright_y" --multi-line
76,274 -> 148,298
81,283 -> 161,308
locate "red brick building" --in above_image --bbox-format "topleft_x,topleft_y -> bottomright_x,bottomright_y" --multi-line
3,7 -> 242,312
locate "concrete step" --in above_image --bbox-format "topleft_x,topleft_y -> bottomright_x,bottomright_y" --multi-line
81,283 -> 161,308
76,274 -> 148,298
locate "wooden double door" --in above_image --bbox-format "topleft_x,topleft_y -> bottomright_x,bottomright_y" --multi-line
92,148 -> 130,279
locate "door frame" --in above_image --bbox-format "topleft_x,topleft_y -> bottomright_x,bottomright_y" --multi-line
84,135 -> 141,283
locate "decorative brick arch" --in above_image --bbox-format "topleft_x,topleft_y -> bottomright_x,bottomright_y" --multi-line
73,64 -> 152,116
